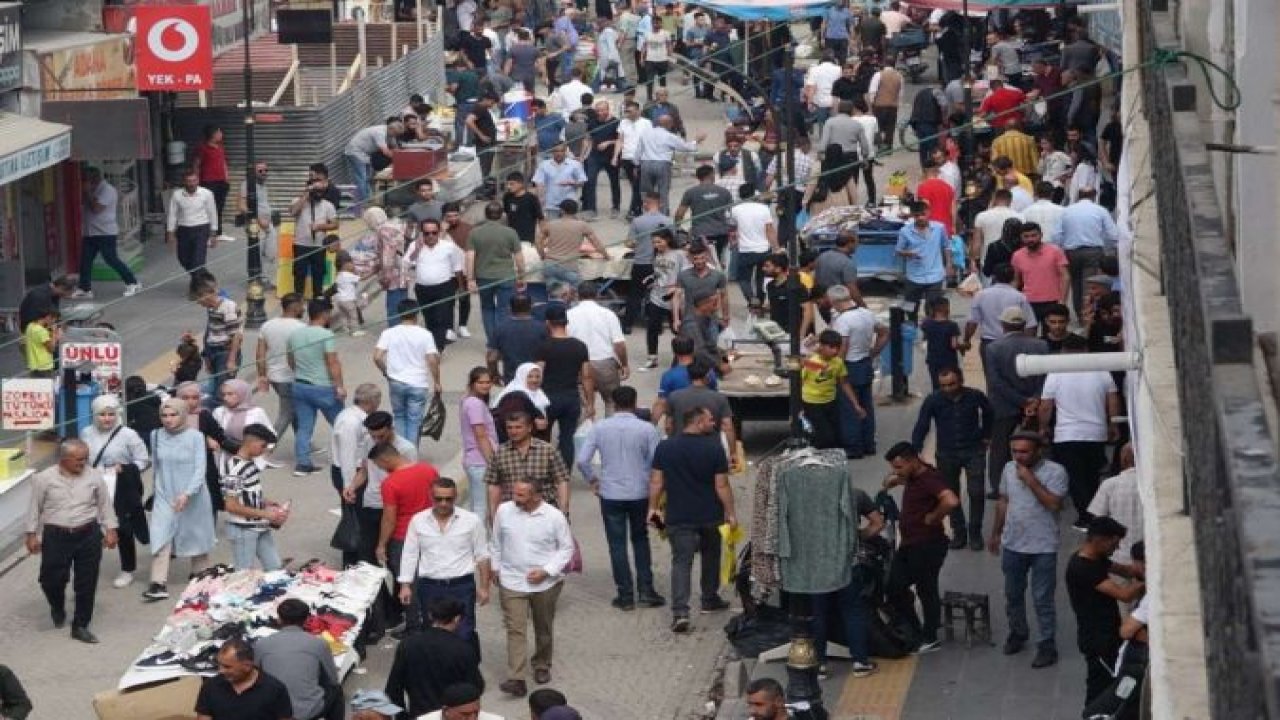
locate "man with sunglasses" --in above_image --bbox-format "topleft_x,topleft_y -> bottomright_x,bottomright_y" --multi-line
397,478 -> 491,656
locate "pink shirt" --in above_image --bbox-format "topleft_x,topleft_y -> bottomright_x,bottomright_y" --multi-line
1011,244 -> 1068,302
460,395 -> 497,467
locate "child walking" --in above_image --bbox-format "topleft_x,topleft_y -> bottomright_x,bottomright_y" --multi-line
801,329 -> 865,450
919,297 -> 961,390
328,252 -> 366,337
220,423 -> 289,571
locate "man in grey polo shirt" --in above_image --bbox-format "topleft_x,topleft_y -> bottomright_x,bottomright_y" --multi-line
255,599 -> 342,720
813,231 -> 861,323
988,431 -> 1069,670
672,242 -> 729,328
962,263 -> 1038,361
624,192 -> 672,333
675,165 -> 734,257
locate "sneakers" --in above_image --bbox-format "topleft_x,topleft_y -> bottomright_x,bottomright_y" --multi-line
1031,646 -> 1059,669
446,329 -> 458,342
700,597 -> 730,613
671,617 -> 691,633
637,590 -> 666,608
142,583 -> 169,602
458,326 -> 472,339
611,596 -> 636,611
216,234 -> 237,243
123,284 -> 141,297
264,459 -> 284,469
913,639 -> 942,654
948,535 -> 967,551
293,465 -> 320,477
638,358 -> 659,371
350,330 -> 367,338
969,536 -> 985,552
1002,634 -> 1026,655
851,661 -> 878,678
71,289 -> 94,300
112,571 -> 134,589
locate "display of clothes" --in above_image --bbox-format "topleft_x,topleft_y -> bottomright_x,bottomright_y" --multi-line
750,447 -> 855,601
120,561 -> 386,690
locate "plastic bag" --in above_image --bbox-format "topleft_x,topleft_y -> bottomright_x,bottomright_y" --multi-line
420,392 -> 446,440
562,535 -> 584,574
329,504 -> 361,553
957,272 -> 982,297
719,523 -> 746,587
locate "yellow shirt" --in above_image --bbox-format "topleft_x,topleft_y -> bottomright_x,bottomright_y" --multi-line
24,322 -> 53,371
992,129 -> 1039,178
801,353 -> 847,404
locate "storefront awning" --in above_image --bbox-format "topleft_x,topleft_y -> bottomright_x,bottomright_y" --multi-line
905,0 -> 1078,10
694,0 -> 835,20
42,98 -> 153,161
0,113 -> 72,186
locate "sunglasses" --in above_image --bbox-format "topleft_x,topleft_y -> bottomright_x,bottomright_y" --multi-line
433,495 -> 456,503
422,230 -> 440,235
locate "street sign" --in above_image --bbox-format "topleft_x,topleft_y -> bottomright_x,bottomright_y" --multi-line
1,378 -> 56,431
135,5 -> 214,91
60,340 -> 124,395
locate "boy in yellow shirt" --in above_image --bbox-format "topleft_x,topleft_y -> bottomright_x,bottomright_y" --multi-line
24,309 -> 59,377
801,329 -> 865,449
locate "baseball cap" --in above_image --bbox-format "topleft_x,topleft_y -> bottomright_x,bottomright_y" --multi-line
998,306 -> 1027,325
349,690 -> 404,715
826,285 -> 852,304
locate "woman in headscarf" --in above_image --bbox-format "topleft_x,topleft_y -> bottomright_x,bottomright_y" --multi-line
366,207 -> 413,321
142,396 -> 215,602
81,395 -> 151,589
213,379 -> 277,467
491,362 -> 551,443
173,381 -> 234,514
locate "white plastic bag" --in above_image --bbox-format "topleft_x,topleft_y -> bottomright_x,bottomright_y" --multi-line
957,272 -> 982,297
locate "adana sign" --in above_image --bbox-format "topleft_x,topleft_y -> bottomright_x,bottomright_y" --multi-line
2,378 -> 56,431
0,3 -> 22,94
135,5 -> 214,91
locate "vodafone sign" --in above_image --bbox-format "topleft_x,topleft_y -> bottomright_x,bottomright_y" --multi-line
135,5 -> 214,91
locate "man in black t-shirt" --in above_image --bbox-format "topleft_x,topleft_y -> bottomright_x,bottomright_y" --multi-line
582,100 -> 622,218
649,406 -> 736,633
1065,516 -> 1145,711
465,94 -> 500,181
533,305 -> 593,468
458,22 -> 492,71
487,294 -> 549,382
194,639 -> 293,720
502,172 -> 545,245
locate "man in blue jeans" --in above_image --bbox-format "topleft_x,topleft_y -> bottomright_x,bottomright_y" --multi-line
287,300 -> 347,476
466,202 -> 527,341
375,299 -> 442,445
195,278 -> 244,411
576,387 -> 665,611
989,431 -> 1069,669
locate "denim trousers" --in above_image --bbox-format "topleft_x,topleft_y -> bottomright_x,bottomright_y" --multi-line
838,359 -> 876,454
541,263 -> 581,295
292,382 -> 342,468
813,566 -> 872,663
416,574 -> 481,657
464,464 -> 489,518
384,288 -> 408,323
201,345 -> 237,410
225,524 -> 283,571
388,379 -> 428,445
476,278 -> 515,341
1001,548 -> 1058,649
732,250 -> 770,304
79,234 -> 138,288
600,498 -> 654,597
639,161 -> 672,214
667,524 -> 721,618
345,154 -> 371,207
544,391 -> 581,470
937,448 -> 988,540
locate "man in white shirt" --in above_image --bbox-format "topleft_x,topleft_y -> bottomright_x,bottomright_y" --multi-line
76,167 -> 139,299
804,52 -> 843,128
615,100 -> 653,218
420,683 -> 504,720
166,168 -> 219,289
567,281 -> 630,416
728,184 -> 778,305
288,179 -> 338,299
1086,443 -> 1143,565
880,0 -> 911,38
256,292 -> 307,447
408,218 -> 465,351
1036,334 -> 1122,529
1023,182 -> 1067,247
491,477 -> 575,696
929,147 -> 961,194
829,286 -> 888,457
331,383 -> 382,565
344,121 -> 403,211
375,298 -> 443,445
636,115 -> 705,214
397,477 -> 491,653
969,189 -> 1023,274
551,70 -> 593,118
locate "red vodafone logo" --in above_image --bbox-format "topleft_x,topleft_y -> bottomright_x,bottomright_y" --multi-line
135,6 -> 214,92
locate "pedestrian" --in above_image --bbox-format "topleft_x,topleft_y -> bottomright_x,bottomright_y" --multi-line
397,477 -> 491,653
982,306 -> 1049,499
350,690 -> 404,720
743,678 -> 787,720
212,379 -> 274,446
80,395 -> 149,590
1087,444 -> 1143,566
911,366 -> 992,551
812,482 -> 885,677
1053,188 -> 1119,319
365,209 -> 414,322
713,138 -> 760,213
649,406 -> 736,633
190,125 -> 231,243
626,192 -> 673,334
166,169 -> 219,291
534,305 -> 594,468
25,439 -> 118,643
728,184 -> 779,307
288,300 -> 346,476
538,199 -> 607,293
467,202 -> 527,341
638,228 -> 688,370
75,166 -> 140,298
375,298 -> 443,443
802,330 -> 864,450
171,380 -> 236,516
386,598 -> 486,716
829,286 -> 887,458
255,292 -> 305,446
22,308 -> 58,378
332,384 -> 383,565
533,144 -> 586,218
192,277 -> 244,409
1039,303 -> 1083,353
220,424 -> 288,571
142,397 -> 216,603
288,174 -> 339,299
919,297 -> 961,390
1037,334 -> 1122,527
490,362 -> 551,445
761,254 -> 814,337
238,161 -> 276,284
529,688 -> 569,719
895,201 -> 952,319
989,431 -> 1069,668
813,233 -> 861,323
328,253 -> 365,337
914,161 -> 957,238
344,121 -> 403,211
194,638 -> 293,720
961,264 -> 1038,357
636,114 -> 704,214
254,599 -> 343,720
492,477 -> 576,696
485,411 -> 573,523
576,386 -> 665,610
1011,222 -> 1070,321
487,294 -> 548,383
1066,516 -> 1145,711
582,100 -> 622,220
678,292 -> 723,372
868,62 -> 903,149
407,218 -> 464,352
17,275 -> 74,333
969,190 -> 1025,274
641,18 -> 672,100
465,94 -> 500,181
371,442 -> 437,624
881,442 -> 960,653
821,1 -> 854,62
455,367 -> 499,519
568,281 -> 630,416
0,665 -> 32,720
422,682 -> 505,720
616,101 -> 653,219
671,241 -> 729,331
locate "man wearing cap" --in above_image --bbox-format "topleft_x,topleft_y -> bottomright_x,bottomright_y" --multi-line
989,431 -> 1069,669
830,286 -> 888,458
350,690 -> 404,720
983,306 -> 1048,500
962,264 -> 1038,363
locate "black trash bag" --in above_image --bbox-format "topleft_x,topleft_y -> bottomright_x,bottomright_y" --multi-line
421,393 -> 447,440
868,607 -> 914,659
724,604 -> 795,659
329,504 -> 361,553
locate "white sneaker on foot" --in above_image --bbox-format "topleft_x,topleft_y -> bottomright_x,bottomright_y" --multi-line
112,572 -> 134,589
446,329 -> 458,342
457,327 -> 472,338
351,330 -> 367,337
217,234 -> 237,243
123,284 -> 141,297
71,289 -> 94,300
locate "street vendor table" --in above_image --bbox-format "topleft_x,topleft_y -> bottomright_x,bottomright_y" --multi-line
374,155 -> 483,211
804,210 -> 908,283
719,352 -> 792,434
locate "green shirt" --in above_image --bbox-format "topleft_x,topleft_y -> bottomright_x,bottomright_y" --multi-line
24,322 -> 53,371
288,325 -> 337,386
447,68 -> 481,102
468,221 -> 522,280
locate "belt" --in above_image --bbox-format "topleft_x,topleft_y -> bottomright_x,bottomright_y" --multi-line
295,379 -> 313,385
45,522 -> 98,535
418,573 -> 475,586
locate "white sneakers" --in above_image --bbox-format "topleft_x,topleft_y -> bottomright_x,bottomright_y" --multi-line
457,327 -> 471,339
70,289 -> 94,300
113,572 -> 134,589
123,284 -> 141,297
446,329 -> 458,342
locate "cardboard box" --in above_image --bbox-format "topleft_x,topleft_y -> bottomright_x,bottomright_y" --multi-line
93,676 -> 201,720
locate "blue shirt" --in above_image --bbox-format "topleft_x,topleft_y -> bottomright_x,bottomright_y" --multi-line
534,113 -> 566,152
896,221 -> 948,284
911,387 -> 993,454
1053,199 -> 1120,250
575,412 -> 661,501
554,15 -> 579,47
823,7 -> 852,39
920,318 -> 960,369
532,157 -> 586,210
658,363 -> 719,397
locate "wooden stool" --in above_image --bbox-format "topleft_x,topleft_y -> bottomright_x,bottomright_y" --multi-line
940,591 -> 994,648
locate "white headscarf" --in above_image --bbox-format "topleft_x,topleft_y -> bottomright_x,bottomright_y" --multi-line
493,363 -> 550,411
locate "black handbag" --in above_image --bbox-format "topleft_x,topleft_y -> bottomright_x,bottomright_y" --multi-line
329,504 -> 362,553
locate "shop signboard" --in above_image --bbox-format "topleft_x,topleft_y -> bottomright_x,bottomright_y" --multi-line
0,131 -> 70,187
135,5 -> 214,91
60,340 -> 124,394
1,378 -> 56,431
37,35 -> 135,97
0,3 -> 20,94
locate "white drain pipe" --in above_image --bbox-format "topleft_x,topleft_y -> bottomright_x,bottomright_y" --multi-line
1016,351 -> 1142,378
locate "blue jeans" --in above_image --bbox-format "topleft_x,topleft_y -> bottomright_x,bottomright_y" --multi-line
813,566 -> 872,663
455,100 -> 475,144
600,498 -> 654,597
292,381 -> 343,468
202,345 -> 237,410
1001,549 -> 1058,649
415,574 -> 480,656
384,288 -> 408,323
476,277 -> 515,341
558,51 -> 575,83
79,234 -> 138,289
542,262 -> 581,295
733,250 -> 770,304
225,524 -> 282,571
388,379 -> 427,445
345,154 -> 371,208
544,391 -> 581,470
464,464 -> 489,518
839,358 -> 876,454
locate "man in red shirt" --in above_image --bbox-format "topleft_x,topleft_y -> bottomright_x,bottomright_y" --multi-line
914,162 -> 957,237
978,78 -> 1027,130
1010,222 -> 1069,321
372,442 -> 437,632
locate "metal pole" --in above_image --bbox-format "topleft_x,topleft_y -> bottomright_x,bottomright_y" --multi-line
890,303 -> 907,399
960,0 -> 973,246
244,0 -> 262,282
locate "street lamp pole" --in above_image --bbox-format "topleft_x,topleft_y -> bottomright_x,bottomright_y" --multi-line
243,0 -> 262,284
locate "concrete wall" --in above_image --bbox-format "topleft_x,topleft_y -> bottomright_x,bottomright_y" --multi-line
20,0 -> 105,32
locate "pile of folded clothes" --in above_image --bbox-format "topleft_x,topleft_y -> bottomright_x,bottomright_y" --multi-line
121,561 -> 387,689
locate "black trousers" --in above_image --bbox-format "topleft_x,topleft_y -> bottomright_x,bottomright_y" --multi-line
293,244 -> 327,299
987,415 -> 1022,495
39,525 -> 103,629
645,300 -> 673,357
626,263 -> 653,332
415,279 -> 458,351
621,159 -> 643,216
175,224 -> 210,282
115,511 -> 145,573
1054,441 -> 1108,523
886,538 -> 949,644
202,180 -> 230,235
803,400 -> 841,449
310,684 -> 346,720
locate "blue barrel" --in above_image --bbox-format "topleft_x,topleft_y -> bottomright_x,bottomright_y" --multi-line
56,382 -> 100,437
502,89 -> 531,121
